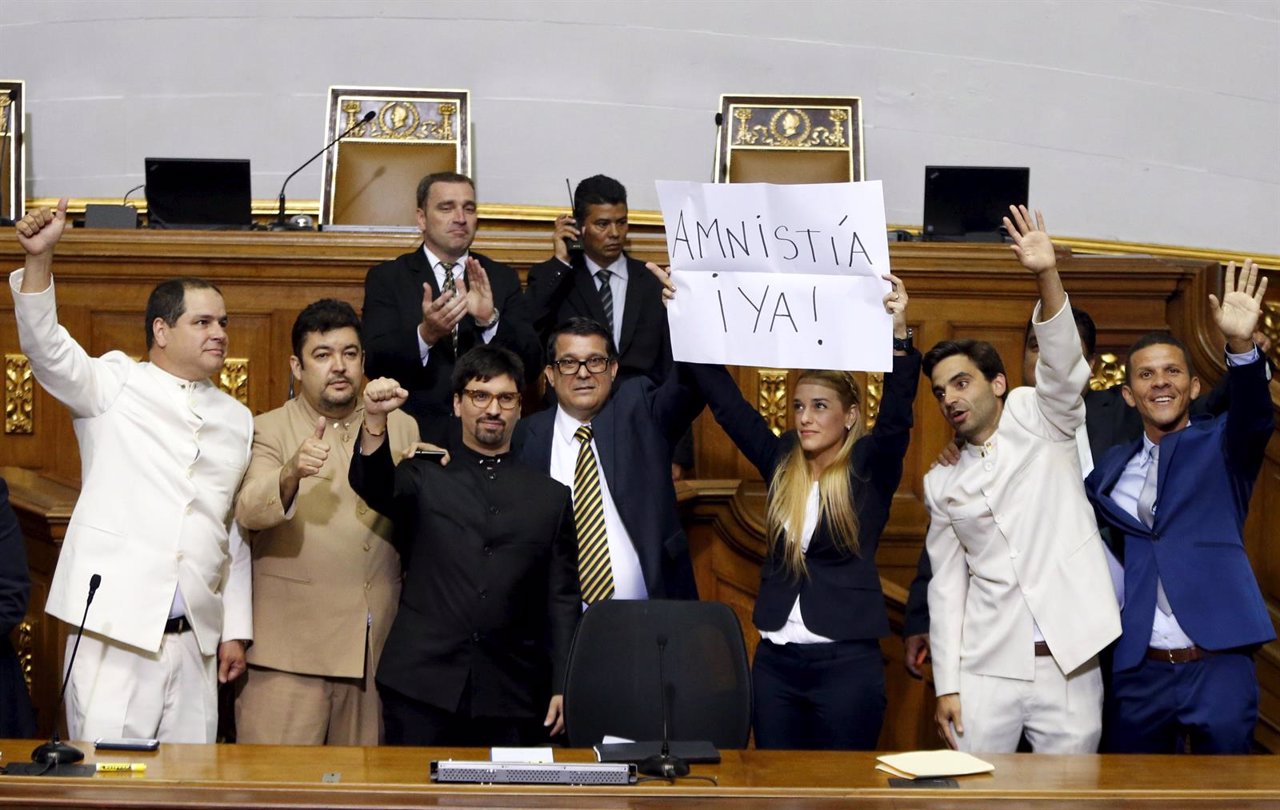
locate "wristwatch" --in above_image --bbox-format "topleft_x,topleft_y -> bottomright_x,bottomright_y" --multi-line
893,327 -> 914,353
476,308 -> 500,329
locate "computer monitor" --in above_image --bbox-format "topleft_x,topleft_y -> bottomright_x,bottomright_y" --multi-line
144,158 -> 252,229
922,166 -> 1030,242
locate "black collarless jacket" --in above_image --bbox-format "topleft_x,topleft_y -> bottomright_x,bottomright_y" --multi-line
362,247 -> 542,438
350,435 -> 580,718
689,352 -> 921,640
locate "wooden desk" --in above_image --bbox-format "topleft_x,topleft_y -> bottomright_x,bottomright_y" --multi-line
1,741 -> 1278,808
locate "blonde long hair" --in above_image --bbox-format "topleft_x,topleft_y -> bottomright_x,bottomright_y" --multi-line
765,370 -> 865,580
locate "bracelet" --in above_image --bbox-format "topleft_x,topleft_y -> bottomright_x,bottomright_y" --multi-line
363,423 -> 386,437
476,307 -> 500,329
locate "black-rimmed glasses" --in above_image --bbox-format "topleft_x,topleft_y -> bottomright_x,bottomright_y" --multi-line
552,355 -> 611,375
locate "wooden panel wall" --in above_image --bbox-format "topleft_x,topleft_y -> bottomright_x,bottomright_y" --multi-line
1,227 -> 1276,748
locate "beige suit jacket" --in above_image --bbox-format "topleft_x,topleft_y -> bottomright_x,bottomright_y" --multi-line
925,297 -> 1121,696
235,397 -> 418,679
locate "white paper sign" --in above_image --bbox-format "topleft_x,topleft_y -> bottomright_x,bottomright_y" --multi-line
656,180 -> 892,371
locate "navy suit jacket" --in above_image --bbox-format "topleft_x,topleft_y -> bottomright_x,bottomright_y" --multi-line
512,369 -> 703,601
1084,354 -> 1275,671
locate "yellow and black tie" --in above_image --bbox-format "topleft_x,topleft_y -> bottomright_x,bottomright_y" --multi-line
573,424 -> 614,604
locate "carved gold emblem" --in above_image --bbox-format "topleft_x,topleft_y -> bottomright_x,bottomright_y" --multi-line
757,369 -> 789,436
217,358 -> 250,405
5,353 -> 33,434
1090,352 -> 1127,391
17,619 -> 33,693
340,97 -> 458,142
864,372 -> 883,429
732,106 -> 851,148
1261,301 -> 1280,371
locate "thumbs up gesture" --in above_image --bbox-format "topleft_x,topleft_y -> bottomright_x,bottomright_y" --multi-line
286,416 -> 331,482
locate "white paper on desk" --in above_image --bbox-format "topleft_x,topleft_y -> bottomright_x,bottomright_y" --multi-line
875,750 -> 994,779
490,746 -> 554,763
600,735 -> 634,744
656,179 -> 892,372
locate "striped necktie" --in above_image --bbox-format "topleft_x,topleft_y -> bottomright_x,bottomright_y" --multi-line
439,261 -> 459,355
573,424 -> 614,604
595,269 -> 614,334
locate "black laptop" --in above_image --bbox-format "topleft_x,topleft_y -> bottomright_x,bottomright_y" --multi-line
144,157 -> 252,230
922,166 -> 1029,242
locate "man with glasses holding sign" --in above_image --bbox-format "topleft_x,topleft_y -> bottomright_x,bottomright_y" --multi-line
515,318 -> 704,607
349,346 -> 579,746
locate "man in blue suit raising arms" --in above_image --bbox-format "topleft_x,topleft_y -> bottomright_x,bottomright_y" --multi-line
1085,259 -> 1272,754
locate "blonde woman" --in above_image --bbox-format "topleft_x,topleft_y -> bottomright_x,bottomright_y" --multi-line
651,265 -> 919,749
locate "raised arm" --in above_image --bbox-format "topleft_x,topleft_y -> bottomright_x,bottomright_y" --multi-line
1211,259 -> 1273,478
646,261 -> 783,477
1004,207 -> 1087,437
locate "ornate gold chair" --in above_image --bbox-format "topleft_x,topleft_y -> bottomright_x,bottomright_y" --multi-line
319,87 -> 470,228
714,94 -> 862,185
0,80 -> 24,224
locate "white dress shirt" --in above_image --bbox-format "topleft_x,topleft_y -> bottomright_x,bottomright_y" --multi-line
548,406 -> 647,605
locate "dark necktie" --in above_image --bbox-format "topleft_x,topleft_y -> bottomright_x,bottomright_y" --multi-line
439,261 -> 459,355
573,424 -> 614,605
595,269 -> 614,334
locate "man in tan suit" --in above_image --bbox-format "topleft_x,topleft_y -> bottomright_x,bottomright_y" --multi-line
922,207 -> 1121,754
235,299 -> 418,744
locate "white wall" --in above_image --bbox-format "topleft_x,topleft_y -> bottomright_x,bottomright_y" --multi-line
1,0 -> 1276,253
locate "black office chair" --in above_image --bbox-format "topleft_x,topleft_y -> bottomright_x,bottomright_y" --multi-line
561,599 -> 751,749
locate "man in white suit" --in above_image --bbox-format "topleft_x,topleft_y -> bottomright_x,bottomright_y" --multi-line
922,206 -> 1120,754
11,199 -> 253,743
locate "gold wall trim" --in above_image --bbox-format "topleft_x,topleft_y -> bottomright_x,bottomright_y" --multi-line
218,359 -> 249,405
1261,302 -> 1280,371
16,619 -> 33,694
5,353 -> 33,434
864,372 -> 884,429
757,369 -> 789,437
1090,352 -> 1126,391
23,198 -> 1278,268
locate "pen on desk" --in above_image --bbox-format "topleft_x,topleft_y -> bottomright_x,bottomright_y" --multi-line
96,762 -> 146,773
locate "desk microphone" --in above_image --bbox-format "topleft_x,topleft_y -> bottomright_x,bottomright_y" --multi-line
274,110 -> 375,230
32,573 -> 102,765
638,635 -> 689,778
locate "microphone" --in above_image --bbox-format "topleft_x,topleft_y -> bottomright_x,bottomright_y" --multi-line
32,574 -> 102,766
638,635 -> 689,779
274,110 -> 375,230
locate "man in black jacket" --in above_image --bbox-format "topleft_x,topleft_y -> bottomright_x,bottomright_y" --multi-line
362,172 -> 541,441
524,175 -> 671,388
350,346 -> 579,746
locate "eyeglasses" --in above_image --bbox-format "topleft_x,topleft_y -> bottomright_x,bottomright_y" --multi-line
461,389 -> 522,410
552,355 -> 611,375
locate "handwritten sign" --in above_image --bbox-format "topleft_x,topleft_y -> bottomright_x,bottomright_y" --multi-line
656,180 -> 892,371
